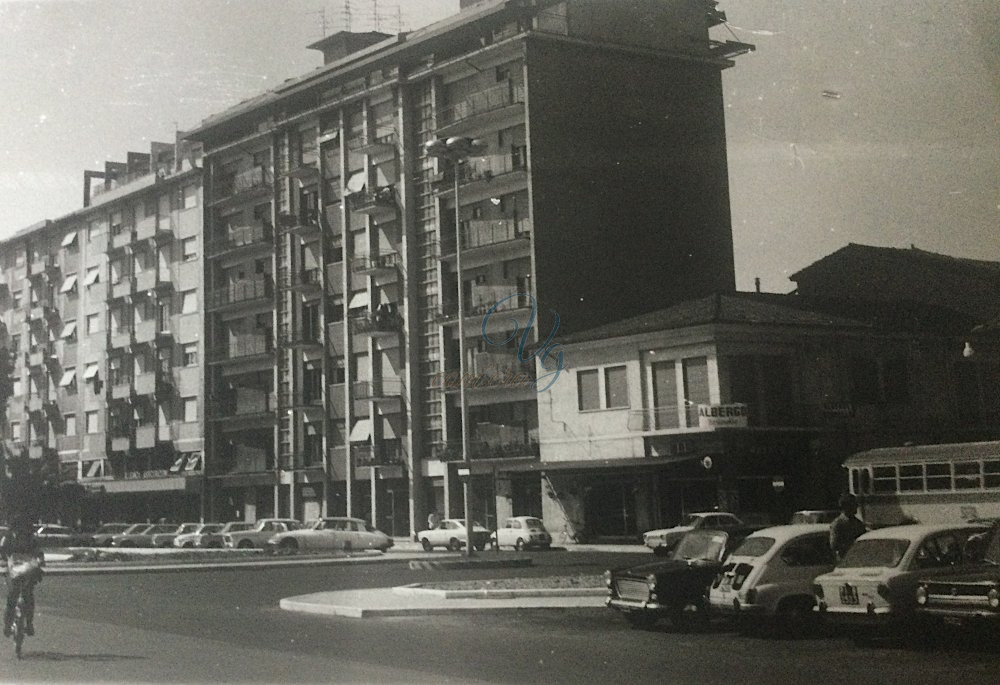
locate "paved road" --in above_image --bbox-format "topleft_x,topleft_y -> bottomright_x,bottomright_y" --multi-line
13,550 -> 1000,683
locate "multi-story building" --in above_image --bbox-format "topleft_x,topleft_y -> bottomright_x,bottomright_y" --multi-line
0,139 -> 206,525
184,0 -> 752,534
532,250 -> 1000,541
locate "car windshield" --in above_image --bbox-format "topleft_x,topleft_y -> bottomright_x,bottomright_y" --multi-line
224,523 -> 254,533
838,538 -> 911,568
122,524 -> 147,534
179,524 -> 200,534
200,524 -> 223,534
732,537 -> 776,558
672,531 -> 727,562
150,525 -> 175,534
524,518 -> 545,529
679,514 -> 704,527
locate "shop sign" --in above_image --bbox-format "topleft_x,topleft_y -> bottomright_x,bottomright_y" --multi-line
697,403 -> 749,429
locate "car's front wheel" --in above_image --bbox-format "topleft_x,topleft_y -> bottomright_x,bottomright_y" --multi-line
448,538 -> 462,552
237,539 -> 254,549
279,538 -> 299,554
421,538 -> 433,551
514,538 -> 526,552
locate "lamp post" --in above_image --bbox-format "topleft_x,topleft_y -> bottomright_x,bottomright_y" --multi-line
424,136 -> 487,557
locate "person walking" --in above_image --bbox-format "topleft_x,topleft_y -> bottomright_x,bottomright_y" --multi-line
829,493 -> 867,561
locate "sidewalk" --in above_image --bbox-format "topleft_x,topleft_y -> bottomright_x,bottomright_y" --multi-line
281,584 -> 608,618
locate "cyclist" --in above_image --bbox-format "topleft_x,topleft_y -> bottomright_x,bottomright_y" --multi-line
1,516 -> 45,637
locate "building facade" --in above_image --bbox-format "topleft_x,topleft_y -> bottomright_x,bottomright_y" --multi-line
0,140 -> 206,525
184,0 -> 751,534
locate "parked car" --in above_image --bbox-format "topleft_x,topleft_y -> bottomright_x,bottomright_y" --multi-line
491,516 -> 551,551
813,523 -> 989,635
416,519 -> 491,551
642,512 -> 744,556
195,521 -> 254,548
267,517 -> 392,553
34,524 -> 80,547
111,523 -> 179,547
607,528 -> 755,630
710,524 -> 835,630
151,523 -> 203,548
85,523 -> 132,547
223,518 -> 301,549
173,523 -> 225,548
790,510 -> 840,525
915,523 -> 1000,627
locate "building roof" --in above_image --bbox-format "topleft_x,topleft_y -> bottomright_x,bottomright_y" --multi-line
843,440 -> 1000,467
790,243 -> 1000,323
556,292 -> 868,345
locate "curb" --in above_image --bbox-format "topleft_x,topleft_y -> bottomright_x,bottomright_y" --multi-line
44,552 -> 434,575
408,557 -> 533,571
391,584 -> 606,599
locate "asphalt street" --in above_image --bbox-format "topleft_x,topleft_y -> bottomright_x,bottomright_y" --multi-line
9,550 -> 1000,683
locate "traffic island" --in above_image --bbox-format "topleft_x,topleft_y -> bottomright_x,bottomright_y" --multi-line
408,555 -> 532,571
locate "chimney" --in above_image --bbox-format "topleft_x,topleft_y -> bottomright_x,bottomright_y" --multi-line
306,31 -> 392,66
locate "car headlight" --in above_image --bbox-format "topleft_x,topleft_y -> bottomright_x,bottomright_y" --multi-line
603,570 -> 613,588
915,585 -> 927,605
988,588 -> 999,609
646,573 -> 657,590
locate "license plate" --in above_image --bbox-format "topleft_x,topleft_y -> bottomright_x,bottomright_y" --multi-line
839,584 -> 859,605
943,616 -> 963,627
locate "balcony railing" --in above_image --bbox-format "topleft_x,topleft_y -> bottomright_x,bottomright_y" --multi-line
277,209 -> 320,234
440,82 -> 525,127
352,442 -> 406,466
433,438 -> 539,462
208,335 -> 273,362
350,251 -> 400,274
352,309 -> 402,335
470,285 -> 529,316
626,407 -> 682,432
281,267 -> 322,290
216,165 -> 272,200
212,388 -> 275,418
346,185 -> 397,214
347,127 -> 398,154
206,275 -> 273,310
440,218 -> 530,255
205,222 -> 273,258
353,378 -> 404,399
471,351 -> 536,380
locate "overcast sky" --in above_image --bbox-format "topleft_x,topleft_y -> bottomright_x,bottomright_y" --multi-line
1,0 -> 997,292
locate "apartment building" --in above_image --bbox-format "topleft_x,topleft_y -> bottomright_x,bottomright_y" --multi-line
532,274 -> 1000,541
184,0 -> 752,534
0,140 -> 206,525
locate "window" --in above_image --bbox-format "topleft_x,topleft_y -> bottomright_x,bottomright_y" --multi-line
144,197 -> 157,218
10,422 -> 20,440
577,369 -> 599,411
64,414 -> 76,437
59,274 -> 78,295
181,290 -> 197,314
84,266 -> 101,286
872,466 -> 896,493
926,463 -> 951,491
682,357 -> 710,427
182,185 -> 198,209
85,410 -> 99,434
604,366 -> 628,408
12,291 -> 22,309
86,313 -> 102,334
183,397 -> 198,423
182,343 -> 198,366
60,321 -> 77,341
954,461 -> 982,490
898,464 -> 924,492
182,237 -> 198,261
58,368 -> 77,388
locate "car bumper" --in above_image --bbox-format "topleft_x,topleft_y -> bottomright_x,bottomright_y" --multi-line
919,606 -> 1000,621
814,603 -> 894,625
709,598 -> 767,615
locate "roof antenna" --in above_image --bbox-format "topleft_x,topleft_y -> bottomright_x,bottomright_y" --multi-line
754,277 -> 761,294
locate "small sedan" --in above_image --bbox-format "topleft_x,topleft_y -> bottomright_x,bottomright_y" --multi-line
173,523 -> 224,548
416,519 -> 491,552
491,516 -> 551,551
151,523 -> 203,548
195,521 -> 255,548
607,528 -> 754,630
111,523 -> 179,548
642,512 -> 743,556
916,523 -> 1000,627
268,517 -> 392,553
813,524 -> 989,634
86,523 -> 132,547
34,524 -> 80,547
710,524 -> 835,630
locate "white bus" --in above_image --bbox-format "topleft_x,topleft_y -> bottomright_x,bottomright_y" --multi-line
844,441 -> 1000,526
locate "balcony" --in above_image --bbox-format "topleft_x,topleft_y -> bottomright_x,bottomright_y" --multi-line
206,275 -> 273,311
110,276 -> 134,301
110,327 -> 132,350
214,165 -> 272,204
434,436 -> 539,462
205,222 -> 273,259
26,347 -> 48,369
135,424 -> 158,449
110,434 -> 132,453
28,439 -> 54,460
134,371 -> 170,397
133,318 -> 164,345
110,375 -> 133,401
27,395 -> 47,414
28,255 -> 59,279
26,306 -> 48,329
280,267 -> 322,294
276,209 -> 321,239
207,335 -> 274,364
438,82 -> 525,135
353,378 -> 403,401
469,285 -> 530,317
347,127 -> 398,156
351,251 -> 400,280
134,269 -> 172,294
438,218 -> 530,262
286,151 -> 319,181
352,309 -> 402,336
352,442 -> 406,467
346,185 -> 397,217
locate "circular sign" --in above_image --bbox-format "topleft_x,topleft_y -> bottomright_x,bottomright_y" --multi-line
701,456 -> 713,470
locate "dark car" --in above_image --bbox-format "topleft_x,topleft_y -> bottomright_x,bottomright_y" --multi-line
606,528 -> 755,630
916,523 -> 1000,627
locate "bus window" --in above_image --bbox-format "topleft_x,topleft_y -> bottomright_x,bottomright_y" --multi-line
954,462 -> 982,490
899,464 -> 924,492
926,463 -> 951,490
859,468 -> 871,495
985,461 -> 1000,489
873,466 -> 896,493
850,468 -> 860,495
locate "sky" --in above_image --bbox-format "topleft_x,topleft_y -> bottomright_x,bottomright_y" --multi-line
0,0 -> 997,292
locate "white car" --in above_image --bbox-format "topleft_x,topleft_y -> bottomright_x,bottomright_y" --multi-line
491,516 -> 551,551
416,519 -> 491,552
173,523 -> 224,548
813,524 -> 988,631
151,522 -> 203,548
643,512 -> 744,555
267,517 -> 392,553
710,524 -> 835,629
224,518 -> 301,549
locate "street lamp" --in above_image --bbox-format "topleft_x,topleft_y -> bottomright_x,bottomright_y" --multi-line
424,136 -> 487,557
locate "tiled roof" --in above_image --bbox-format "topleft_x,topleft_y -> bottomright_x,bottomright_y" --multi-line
557,292 -> 868,345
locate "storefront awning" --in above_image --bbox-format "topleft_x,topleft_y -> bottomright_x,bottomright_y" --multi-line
349,419 -> 372,442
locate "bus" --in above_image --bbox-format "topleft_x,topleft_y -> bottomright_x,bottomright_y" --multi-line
844,440 -> 1000,526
